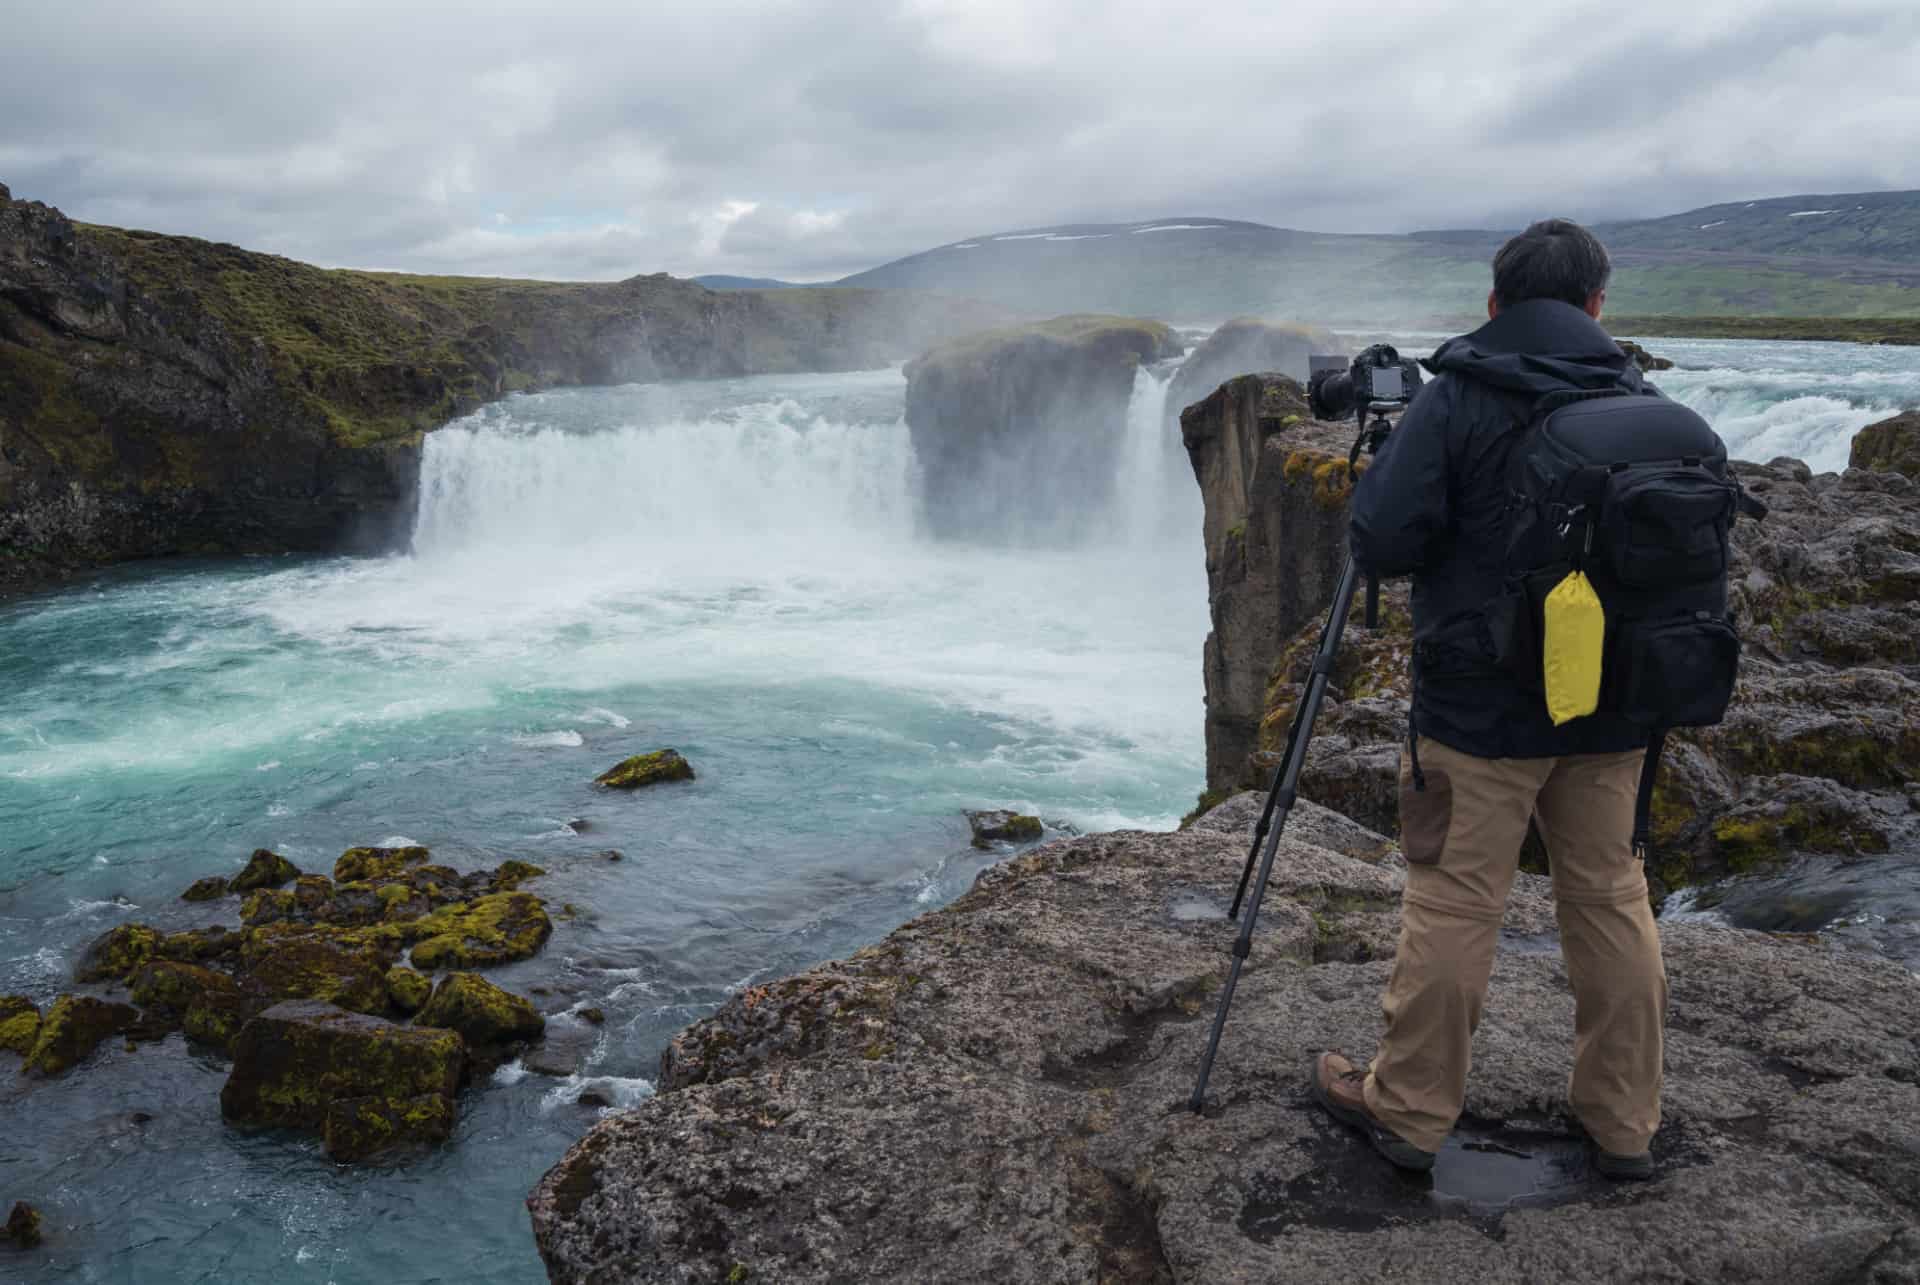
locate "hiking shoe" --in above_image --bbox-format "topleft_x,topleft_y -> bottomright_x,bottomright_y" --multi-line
1591,1145 -> 1654,1181
1309,1052 -> 1437,1173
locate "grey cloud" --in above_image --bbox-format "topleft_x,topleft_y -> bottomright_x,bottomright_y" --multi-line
3,0 -> 1916,280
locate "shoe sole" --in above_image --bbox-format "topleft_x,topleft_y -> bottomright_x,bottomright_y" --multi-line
1307,1054 -> 1437,1173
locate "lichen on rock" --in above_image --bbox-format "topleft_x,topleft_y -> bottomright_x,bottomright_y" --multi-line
334,845 -> 431,883
385,966 -> 431,1015
180,875 -> 230,902
74,923 -> 162,983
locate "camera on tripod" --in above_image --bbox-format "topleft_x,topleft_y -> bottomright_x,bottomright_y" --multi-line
1308,344 -> 1424,423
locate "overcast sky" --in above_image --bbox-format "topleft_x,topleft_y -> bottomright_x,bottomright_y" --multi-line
4,0 -> 1916,282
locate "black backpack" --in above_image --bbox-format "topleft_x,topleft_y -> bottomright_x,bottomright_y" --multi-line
1496,387 -> 1763,852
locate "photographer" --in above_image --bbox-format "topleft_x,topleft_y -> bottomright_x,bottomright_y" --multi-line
1309,220 -> 1668,1181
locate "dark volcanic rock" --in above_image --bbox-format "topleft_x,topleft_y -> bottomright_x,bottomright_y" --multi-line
23,995 -> 140,1076
416,972 -> 545,1046
74,922 -> 161,982
594,750 -> 695,790
5,1200 -> 42,1249
1851,409 -> 1920,479
904,315 -> 1184,542
1166,318 -> 1337,423
180,875 -> 229,902
529,822 -> 1919,1282
229,848 -> 300,893
220,999 -> 464,1161
1615,338 -> 1676,371
966,809 -> 1044,847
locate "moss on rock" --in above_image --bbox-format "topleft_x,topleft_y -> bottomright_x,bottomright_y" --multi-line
181,875 -> 230,902
238,925 -> 394,1015
231,848 -> 301,893
415,971 -> 545,1045
386,967 -> 431,1015
220,999 -> 465,1162
966,810 -> 1044,848
0,995 -> 40,1055
334,845 -> 431,883
407,892 -> 554,971
24,995 -> 140,1076
74,922 -> 161,982
595,750 -> 695,790
5,1201 -> 42,1249
492,860 -> 547,890
130,960 -> 239,1012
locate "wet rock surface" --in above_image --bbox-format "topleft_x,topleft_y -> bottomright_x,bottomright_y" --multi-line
220,1000 -> 465,1162
10,841 -> 565,1159
595,749 -> 696,790
530,811 -> 1918,1283
1851,408 -> 1920,479
965,808 -> 1044,847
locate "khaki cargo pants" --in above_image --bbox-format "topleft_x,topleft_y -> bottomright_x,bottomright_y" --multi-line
1362,737 -> 1667,1156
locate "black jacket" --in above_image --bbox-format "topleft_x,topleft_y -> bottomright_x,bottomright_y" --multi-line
1349,299 -> 1655,759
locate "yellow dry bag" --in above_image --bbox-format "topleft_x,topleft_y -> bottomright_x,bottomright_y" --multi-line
1542,570 -> 1606,725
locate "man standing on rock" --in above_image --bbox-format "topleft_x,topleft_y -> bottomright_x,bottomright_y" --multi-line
1310,219 -> 1665,1181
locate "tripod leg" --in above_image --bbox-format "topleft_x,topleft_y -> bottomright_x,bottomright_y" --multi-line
1191,557 -> 1364,1113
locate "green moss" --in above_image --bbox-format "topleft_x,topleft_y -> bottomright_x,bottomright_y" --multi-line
492,859 -> 547,890
726,1266 -> 751,1283
24,995 -> 138,1076
1711,815 -> 1785,872
406,892 -> 554,971
130,960 -> 237,1011
75,923 -> 162,982
595,749 -> 696,789
231,848 -> 301,892
1179,788 -> 1240,829
238,925 -> 393,1014
334,845 -> 431,883
415,972 -> 544,1044
241,889 -> 298,926
180,875 -> 230,902
0,996 -> 40,1055
385,966 -> 431,1015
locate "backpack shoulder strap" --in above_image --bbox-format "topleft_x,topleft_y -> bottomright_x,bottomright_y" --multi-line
1631,729 -> 1666,859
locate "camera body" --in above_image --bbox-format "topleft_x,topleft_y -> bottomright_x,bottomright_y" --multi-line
1308,344 -> 1424,422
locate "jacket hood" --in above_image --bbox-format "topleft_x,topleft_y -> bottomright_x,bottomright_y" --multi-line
1423,298 -> 1642,398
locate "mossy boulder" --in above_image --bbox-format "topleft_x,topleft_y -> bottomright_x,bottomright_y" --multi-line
595,750 -> 695,790
130,960 -> 239,1013
965,810 -> 1044,848
237,926 -> 394,1015
0,995 -> 40,1055
240,889 -> 298,927
386,967 -> 431,1015
407,892 -> 553,971
23,995 -> 139,1076
157,925 -> 247,962
220,1000 -> 465,1161
231,848 -> 301,893
334,845 -> 431,883
4,1201 -> 42,1249
74,923 -> 161,982
180,875 -> 230,902
1849,410 -> 1920,479
492,860 -> 547,890
415,972 -> 545,1046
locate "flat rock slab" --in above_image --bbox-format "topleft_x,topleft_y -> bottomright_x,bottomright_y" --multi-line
532,820 -> 1919,1282
221,999 -> 465,1161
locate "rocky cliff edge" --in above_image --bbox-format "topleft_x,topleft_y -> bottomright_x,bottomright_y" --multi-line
0,183 -> 1009,594
527,794 -> 1920,1283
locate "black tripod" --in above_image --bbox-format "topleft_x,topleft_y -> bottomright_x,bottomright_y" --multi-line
1187,407 -> 1395,1113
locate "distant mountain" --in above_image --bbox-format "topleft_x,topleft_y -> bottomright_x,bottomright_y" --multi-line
1600,190 -> 1920,260
826,196 -> 1920,324
694,274 -> 801,290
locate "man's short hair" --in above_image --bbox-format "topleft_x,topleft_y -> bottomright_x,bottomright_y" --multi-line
1491,219 -> 1612,309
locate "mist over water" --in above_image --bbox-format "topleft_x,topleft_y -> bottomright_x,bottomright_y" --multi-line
0,363 -> 1209,1283
1,336 -> 1912,1280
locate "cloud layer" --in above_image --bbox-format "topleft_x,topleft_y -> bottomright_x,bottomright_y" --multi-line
5,0 -> 1916,280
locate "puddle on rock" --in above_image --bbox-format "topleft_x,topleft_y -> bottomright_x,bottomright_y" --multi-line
1239,1115 -> 1614,1240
